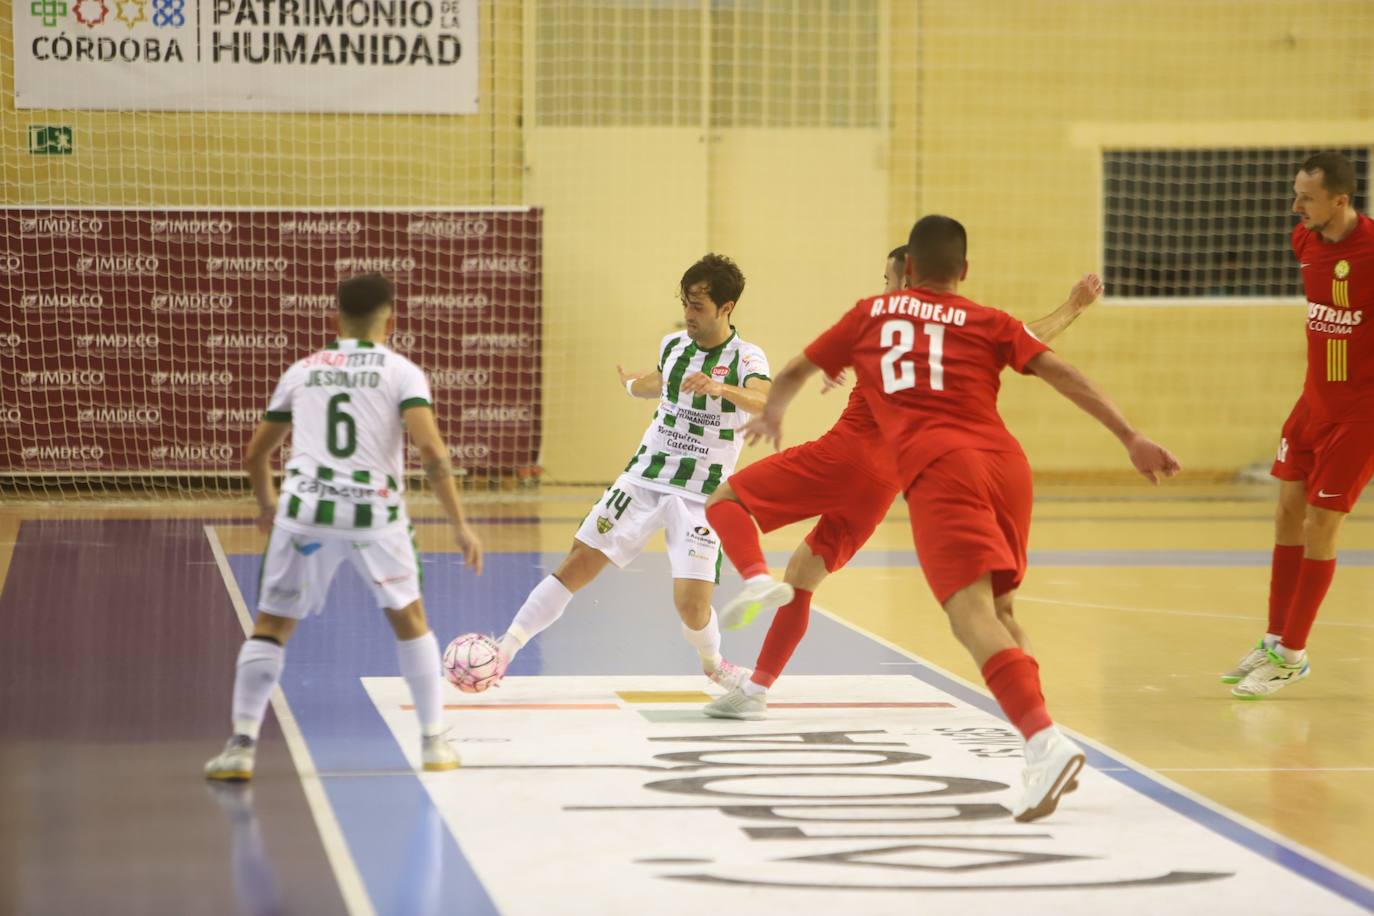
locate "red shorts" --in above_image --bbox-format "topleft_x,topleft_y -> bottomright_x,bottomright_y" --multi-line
729,436 -> 896,572
1270,398 -> 1374,513
905,448 -> 1032,604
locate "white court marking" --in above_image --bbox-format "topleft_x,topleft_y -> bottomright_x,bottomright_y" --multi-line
364,674 -> 1371,916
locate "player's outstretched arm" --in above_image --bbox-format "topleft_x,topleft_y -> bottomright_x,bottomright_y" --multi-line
680,373 -> 771,414
617,365 -> 663,398
1027,273 -> 1103,344
402,405 -> 485,575
244,419 -> 292,534
740,354 -> 820,449
1026,350 -> 1181,484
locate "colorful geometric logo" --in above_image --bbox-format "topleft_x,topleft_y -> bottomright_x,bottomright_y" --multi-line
30,0 -> 68,27
151,0 -> 183,27
73,0 -> 109,27
115,0 -> 146,27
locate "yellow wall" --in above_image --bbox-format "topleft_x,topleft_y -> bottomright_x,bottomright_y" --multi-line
6,0 -> 1374,481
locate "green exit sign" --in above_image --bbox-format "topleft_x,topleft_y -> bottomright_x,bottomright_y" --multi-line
28,125 -> 72,155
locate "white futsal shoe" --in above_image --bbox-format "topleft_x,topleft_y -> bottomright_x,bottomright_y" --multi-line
721,578 -> 795,631
704,686 -> 767,720
1221,640 -> 1273,685
421,732 -> 462,772
1012,731 -> 1085,823
707,658 -> 752,692
1231,648 -> 1310,700
204,735 -> 256,782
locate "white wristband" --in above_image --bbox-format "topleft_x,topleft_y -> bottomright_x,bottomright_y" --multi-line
625,378 -> 637,397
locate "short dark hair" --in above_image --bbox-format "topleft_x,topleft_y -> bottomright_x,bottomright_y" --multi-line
906,215 -> 967,282
680,253 -> 745,309
1300,151 -> 1357,198
887,245 -> 907,263
336,273 -> 395,323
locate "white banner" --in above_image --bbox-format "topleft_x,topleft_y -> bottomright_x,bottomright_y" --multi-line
13,0 -> 478,113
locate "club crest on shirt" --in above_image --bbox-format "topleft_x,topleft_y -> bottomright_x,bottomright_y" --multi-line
596,516 -> 614,535
1335,260 -> 1351,280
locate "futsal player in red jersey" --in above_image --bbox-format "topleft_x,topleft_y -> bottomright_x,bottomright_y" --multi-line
703,246 -> 1101,721
1227,151 -> 1374,699
740,215 -> 1180,822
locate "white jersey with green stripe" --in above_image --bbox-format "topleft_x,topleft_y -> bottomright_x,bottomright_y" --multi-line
622,329 -> 770,501
264,338 -> 433,538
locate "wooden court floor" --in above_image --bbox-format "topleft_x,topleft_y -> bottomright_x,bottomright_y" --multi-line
3,481 -> 1372,890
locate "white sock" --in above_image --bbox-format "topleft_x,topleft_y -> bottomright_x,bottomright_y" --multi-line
743,680 -> 768,697
1024,725 -> 1061,762
681,608 -> 723,672
231,637 -> 285,741
1262,633 -> 1281,649
744,573 -> 773,587
501,575 -> 574,661
396,631 -> 446,738
1275,642 -> 1305,665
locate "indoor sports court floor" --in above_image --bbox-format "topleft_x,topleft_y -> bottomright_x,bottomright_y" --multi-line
3,483 -> 1374,914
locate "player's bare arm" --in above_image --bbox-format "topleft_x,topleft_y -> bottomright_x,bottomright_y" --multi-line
1027,350 -> 1180,484
617,364 -> 663,398
243,419 -> 292,534
403,404 -> 485,575
740,354 -> 821,449
679,373 -> 771,414
1027,273 -> 1103,343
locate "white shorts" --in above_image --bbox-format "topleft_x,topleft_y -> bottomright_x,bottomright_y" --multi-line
574,475 -> 721,582
258,524 -> 423,619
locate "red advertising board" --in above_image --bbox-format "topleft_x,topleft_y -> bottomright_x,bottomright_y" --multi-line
0,208 -> 542,476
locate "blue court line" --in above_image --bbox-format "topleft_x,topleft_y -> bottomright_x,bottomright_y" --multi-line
886,648 -> 1374,912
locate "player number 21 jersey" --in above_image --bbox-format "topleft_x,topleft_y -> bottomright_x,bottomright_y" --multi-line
622,330 -> 770,500
264,338 -> 433,537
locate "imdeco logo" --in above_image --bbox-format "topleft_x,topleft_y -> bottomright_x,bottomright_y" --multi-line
20,369 -> 106,388
21,292 -> 104,310
0,333 -> 22,350
408,442 -> 492,462
0,255 -> 22,272
75,332 -> 160,351
205,407 -> 260,427
280,218 -> 362,236
150,293 -> 234,312
428,368 -> 490,389
462,333 -> 533,354
151,218 -> 234,237
461,405 -> 533,423
77,406 -> 161,425
0,407 -> 22,425
23,445 -> 105,462
76,255 -> 159,274
281,293 -> 336,312
19,216 -> 104,237
406,217 -> 489,239
206,256 -> 290,276
336,256 -> 416,275
150,444 -> 235,462
461,255 -> 533,274
150,370 -> 234,389
205,332 -> 290,350
409,292 -> 489,310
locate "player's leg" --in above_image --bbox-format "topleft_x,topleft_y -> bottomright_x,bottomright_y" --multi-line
496,540 -> 611,664
383,599 -> 460,771
1227,406 -> 1312,683
207,532 -> 339,781
993,588 -> 1031,655
667,498 -> 750,690
706,481 -> 794,629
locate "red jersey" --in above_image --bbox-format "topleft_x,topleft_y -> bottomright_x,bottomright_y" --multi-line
814,385 -> 899,484
1293,214 -> 1374,420
804,287 -> 1049,486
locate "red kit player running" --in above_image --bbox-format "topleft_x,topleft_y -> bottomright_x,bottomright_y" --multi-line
740,215 -> 1179,822
703,246 -> 1101,721
1226,151 -> 1374,698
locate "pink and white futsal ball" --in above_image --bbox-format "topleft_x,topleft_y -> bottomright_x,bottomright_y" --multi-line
442,633 -> 505,693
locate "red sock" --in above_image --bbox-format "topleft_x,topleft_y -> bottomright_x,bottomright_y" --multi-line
705,500 -> 768,580
1267,545 -> 1304,635
751,589 -> 812,688
980,648 -> 1053,741
1279,557 -> 1336,652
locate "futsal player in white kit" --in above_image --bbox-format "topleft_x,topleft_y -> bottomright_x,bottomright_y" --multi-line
205,273 -> 484,780
489,254 -> 770,687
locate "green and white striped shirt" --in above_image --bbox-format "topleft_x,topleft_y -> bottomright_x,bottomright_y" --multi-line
264,339 -> 432,539
623,329 -> 770,500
